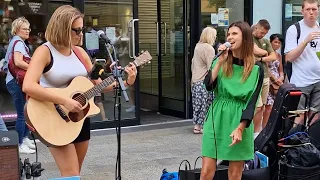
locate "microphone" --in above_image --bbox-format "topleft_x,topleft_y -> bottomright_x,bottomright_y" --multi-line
97,30 -> 111,44
214,42 -> 231,60
207,42 -> 232,71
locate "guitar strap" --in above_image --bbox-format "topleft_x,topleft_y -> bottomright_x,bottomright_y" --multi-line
71,45 -> 91,74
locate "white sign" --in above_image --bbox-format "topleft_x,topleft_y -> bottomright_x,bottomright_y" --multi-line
28,2 -> 42,13
218,8 -> 229,27
106,27 -> 116,42
85,32 -> 99,51
285,4 -> 293,20
211,13 -> 218,24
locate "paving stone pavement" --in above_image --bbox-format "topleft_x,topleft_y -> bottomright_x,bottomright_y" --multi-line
21,124 -> 203,180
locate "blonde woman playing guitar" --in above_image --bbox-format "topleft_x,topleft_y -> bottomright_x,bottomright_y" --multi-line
22,5 -> 138,178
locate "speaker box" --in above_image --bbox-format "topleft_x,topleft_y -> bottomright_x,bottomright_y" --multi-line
0,131 -> 20,180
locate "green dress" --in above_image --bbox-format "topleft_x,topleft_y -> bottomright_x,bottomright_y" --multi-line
202,57 -> 263,161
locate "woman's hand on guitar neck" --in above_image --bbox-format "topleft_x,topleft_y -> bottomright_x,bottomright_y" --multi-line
109,62 -> 137,86
125,62 -> 137,86
62,98 -> 82,112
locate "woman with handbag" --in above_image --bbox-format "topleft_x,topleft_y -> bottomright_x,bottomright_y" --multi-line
201,21 -> 263,180
263,34 -> 284,129
191,27 -> 216,134
4,17 -> 35,154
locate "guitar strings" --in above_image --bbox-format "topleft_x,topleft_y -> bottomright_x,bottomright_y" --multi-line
68,56 -> 150,107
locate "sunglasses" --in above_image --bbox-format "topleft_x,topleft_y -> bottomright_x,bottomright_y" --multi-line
71,27 -> 85,35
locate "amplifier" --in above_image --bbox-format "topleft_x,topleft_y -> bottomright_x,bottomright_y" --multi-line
0,130 -> 20,180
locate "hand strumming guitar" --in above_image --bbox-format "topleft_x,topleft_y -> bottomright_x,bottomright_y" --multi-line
62,98 -> 82,112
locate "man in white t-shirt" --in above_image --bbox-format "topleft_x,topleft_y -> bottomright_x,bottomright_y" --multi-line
285,0 -> 320,125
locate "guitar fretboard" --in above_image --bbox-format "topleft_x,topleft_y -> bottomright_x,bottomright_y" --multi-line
83,76 -> 115,99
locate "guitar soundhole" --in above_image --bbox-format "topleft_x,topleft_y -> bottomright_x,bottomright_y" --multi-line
68,93 -> 89,122
72,93 -> 87,106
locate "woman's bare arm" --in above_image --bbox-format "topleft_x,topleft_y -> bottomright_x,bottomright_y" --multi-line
22,45 -> 69,105
13,52 -> 28,70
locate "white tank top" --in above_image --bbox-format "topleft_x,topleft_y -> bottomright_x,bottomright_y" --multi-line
39,42 -> 88,88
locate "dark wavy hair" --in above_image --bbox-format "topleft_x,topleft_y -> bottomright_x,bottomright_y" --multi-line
270,33 -> 284,43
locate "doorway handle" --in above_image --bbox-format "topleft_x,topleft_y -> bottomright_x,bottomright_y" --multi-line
156,22 -> 159,56
163,22 -> 167,56
128,19 -> 133,58
131,19 -> 139,59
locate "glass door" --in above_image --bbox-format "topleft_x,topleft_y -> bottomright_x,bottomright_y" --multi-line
84,0 -> 137,123
158,0 -> 186,117
136,0 -> 187,118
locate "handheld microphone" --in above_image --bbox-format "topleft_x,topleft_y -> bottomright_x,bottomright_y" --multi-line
97,30 -> 111,44
208,42 -> 232,71
214,42 -> 231,59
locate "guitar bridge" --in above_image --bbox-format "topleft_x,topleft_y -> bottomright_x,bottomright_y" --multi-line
54,104 -> 69,122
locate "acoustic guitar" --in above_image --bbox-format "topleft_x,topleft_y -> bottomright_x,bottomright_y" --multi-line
25,51 -> 152,147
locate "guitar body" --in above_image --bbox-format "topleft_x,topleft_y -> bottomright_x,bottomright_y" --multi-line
25,76 -> 100,147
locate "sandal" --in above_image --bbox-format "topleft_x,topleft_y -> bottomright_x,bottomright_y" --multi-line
193,128 -> 203,134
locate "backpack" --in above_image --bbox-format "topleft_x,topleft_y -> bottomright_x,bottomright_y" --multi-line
286,22 -> 300,81
160,169 -> 178,180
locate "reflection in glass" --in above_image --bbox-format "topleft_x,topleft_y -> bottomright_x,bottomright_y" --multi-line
0,0 -> 54,123
84,0 -> 135,122
201,0 -> 244,46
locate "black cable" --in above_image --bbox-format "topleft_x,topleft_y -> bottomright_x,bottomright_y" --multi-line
31,132 -> 38,163
211,89 -> 218,161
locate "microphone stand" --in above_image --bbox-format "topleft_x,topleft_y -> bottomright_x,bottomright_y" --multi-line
103,41 -> 129,180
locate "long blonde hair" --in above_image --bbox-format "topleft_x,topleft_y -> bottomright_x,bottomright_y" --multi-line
45,5 -> 84,49
223,21 -> 255,82
199,27 -> 217,45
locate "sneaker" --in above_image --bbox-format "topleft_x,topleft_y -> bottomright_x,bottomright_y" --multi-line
19,144 -> 35,154
125,106 -> 135,113
24,137 -> 35,145
23,137 -> 35,149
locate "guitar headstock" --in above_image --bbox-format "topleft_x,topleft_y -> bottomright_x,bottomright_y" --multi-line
132,50 -> 152,68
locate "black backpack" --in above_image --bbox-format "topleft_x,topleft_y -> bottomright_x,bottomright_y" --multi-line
286,22 -> 300,81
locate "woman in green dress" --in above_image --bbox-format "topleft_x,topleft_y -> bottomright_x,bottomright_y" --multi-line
201,21 -> 264,180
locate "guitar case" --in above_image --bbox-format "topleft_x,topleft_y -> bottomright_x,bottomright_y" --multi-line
308,120 -> 320,150
254,83 -> 302,180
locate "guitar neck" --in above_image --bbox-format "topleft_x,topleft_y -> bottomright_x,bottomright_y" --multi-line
82,51 -> 151,99
83,76 -> 115,99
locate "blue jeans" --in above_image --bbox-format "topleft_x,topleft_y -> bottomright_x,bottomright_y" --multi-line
0,115 -> 7,131
6,79 -> 28,144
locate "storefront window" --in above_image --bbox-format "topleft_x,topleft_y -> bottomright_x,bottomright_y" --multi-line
0,0 -> 71,123
283,0 -> 320,33
201,0 -> 244,45
0,0 -> 23,122
84,0 -> 135,122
